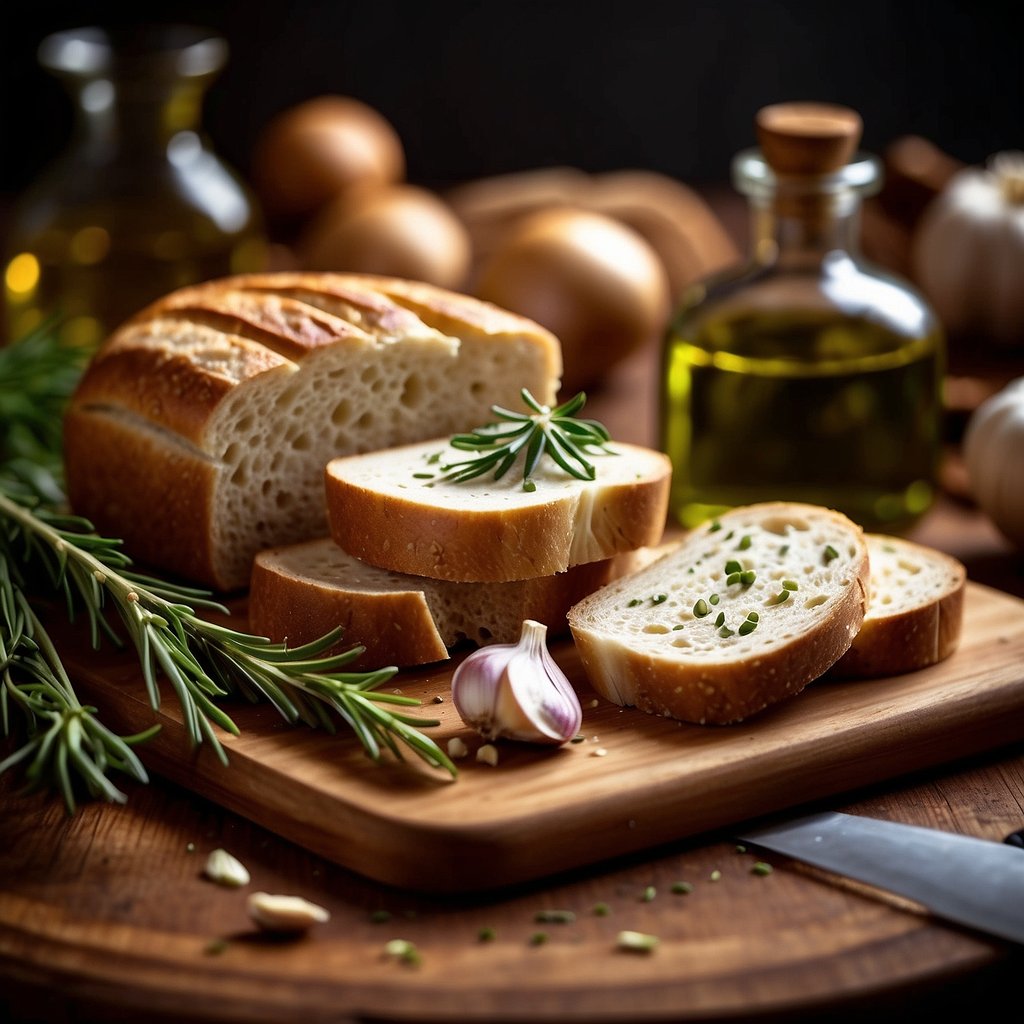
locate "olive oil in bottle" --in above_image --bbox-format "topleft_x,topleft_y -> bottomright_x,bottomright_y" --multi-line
661,103 -> 944,532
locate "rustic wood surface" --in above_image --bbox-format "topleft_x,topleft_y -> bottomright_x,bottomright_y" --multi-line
4,190 -> 1024,1023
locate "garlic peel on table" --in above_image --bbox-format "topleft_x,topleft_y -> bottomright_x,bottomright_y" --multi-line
451,619 -> 582,745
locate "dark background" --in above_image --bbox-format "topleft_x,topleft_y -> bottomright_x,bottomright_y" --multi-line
2,0 -> 1020,201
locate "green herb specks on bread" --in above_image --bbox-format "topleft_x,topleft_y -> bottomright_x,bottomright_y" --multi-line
567,502 -> 871,724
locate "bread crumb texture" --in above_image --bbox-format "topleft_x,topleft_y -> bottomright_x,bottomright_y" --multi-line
64,273 -> 561,590
567,502 -> 870,724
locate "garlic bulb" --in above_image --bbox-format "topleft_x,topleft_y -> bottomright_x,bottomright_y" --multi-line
451,619 -> 582,745
911,151 -> 1024,347
963,375 -> 1024,549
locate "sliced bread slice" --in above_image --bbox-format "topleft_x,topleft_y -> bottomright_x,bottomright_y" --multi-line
248,537 -> 623,669
323,439 -> 672,583
567,502 -> 870,725
828,534 -> 966,679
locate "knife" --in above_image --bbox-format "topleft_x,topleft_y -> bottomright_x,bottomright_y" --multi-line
736,811 -> 1024,945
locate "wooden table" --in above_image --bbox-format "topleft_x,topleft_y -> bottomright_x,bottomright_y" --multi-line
4,177 -> 1024,1021
3,336 -> 1024,1024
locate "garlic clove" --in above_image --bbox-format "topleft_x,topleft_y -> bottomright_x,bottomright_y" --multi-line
203,848 -> 251,888
451,619 -> 582,745
247,892 -> 330,932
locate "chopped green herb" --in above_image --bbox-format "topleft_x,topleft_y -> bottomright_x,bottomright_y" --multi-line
714,611 -> 725,627
724,530 -> 734,540
709,521 -> 722,532
751,861 -> 774,876
529,931 -> 549,946
740,570 -> 756,585
651,593 -> 668,605
779,543 -> 789,555
768,589 -> 791,605
738,534 -> 752,550
535,909 -> 576,924
735,844 -> 747,854
670,881 -> 694,895
737,617 -> 757,636
523,479 -> 537,493
628,598 -> 642,608
412,472 -> 434,479
709,593 -> 720,605
718,625 -> 735,638
640,885 -> 657,903
783,579 -> 799,591
725,559 -> 743,574
823,544 -> 839,564
204,938 -> 229,956
384,939 -> 422,965
709,869 -> 722,882
592,902 -> 611,916
693,598 -> 709,618
478,926 -> 497,942
672,623 -> 685,630
726,571 -> 741,586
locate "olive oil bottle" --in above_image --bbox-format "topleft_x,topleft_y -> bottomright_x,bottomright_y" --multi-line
3,27 -> 267,350
661,103 -> 944,532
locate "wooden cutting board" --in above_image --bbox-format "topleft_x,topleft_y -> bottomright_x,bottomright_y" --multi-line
55,580 -> 1024,893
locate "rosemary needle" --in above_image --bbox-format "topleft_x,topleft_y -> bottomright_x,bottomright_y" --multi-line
439,388 -> 613,491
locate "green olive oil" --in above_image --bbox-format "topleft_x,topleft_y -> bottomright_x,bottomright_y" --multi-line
662,307 -> 944,531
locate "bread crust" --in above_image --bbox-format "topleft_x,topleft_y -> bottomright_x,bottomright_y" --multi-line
828,536 -> 966,678
248,539 -> 619,669
62,272 -> 563,591
324,441 -> 672,582
567,503 -> 871,725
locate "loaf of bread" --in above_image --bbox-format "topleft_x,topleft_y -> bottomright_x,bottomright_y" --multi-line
567,503 -> 870,725
248,537 -> 623,668
323,439 -> 672,583
62,273 -> 562,591
828,534 -> 966,678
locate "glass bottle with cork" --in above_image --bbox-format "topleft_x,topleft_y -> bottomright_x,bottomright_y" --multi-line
661,102 -> 944,532
3,25 -> 268,350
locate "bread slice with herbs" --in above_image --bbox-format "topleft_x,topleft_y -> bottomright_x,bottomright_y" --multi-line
567,502 -> 870,725
828,534 -> 966,679
247,537 -> 624,669
323,436 -> 672,584
63,272 -> 561,591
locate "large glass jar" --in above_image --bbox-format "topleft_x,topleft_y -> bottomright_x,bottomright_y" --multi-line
661,103 -> 944,532
3,25 -> 268,349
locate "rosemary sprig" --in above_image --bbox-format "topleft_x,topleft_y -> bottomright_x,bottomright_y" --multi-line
440,389 -> 613,491
0,485 -> 456,786
0,323 -> 455,810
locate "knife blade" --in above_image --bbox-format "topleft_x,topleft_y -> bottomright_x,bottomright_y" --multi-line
736,811 -> 1024,945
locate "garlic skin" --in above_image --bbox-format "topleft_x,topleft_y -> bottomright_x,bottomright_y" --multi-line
451,619 -> 582,745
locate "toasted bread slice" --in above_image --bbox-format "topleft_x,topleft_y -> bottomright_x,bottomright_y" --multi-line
323,440 -> 671,583
567,502 -> 870,725
828,534 -> 966,678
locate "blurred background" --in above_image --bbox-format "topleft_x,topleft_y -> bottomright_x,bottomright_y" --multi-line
2,0 -> 1020,195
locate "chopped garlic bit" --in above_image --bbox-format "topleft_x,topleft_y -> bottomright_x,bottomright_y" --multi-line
447,736 -> 470,759
592,747 -> 608,757
246,892 -> 330,932
204,848 -> 251,888
476,743 -> 499,766
616,929 -> 659,953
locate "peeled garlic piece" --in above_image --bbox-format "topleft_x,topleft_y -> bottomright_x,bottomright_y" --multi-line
451,619 -> 582,745
203,848 -> 250,888
247,892 -> 330,932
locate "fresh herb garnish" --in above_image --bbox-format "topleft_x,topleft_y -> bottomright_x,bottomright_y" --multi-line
438,389 -> 612,491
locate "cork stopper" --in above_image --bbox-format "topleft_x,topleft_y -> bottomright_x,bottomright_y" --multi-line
755,102 -> 862,175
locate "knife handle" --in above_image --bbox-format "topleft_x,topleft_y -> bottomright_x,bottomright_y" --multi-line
1004,828 -> 1024,849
